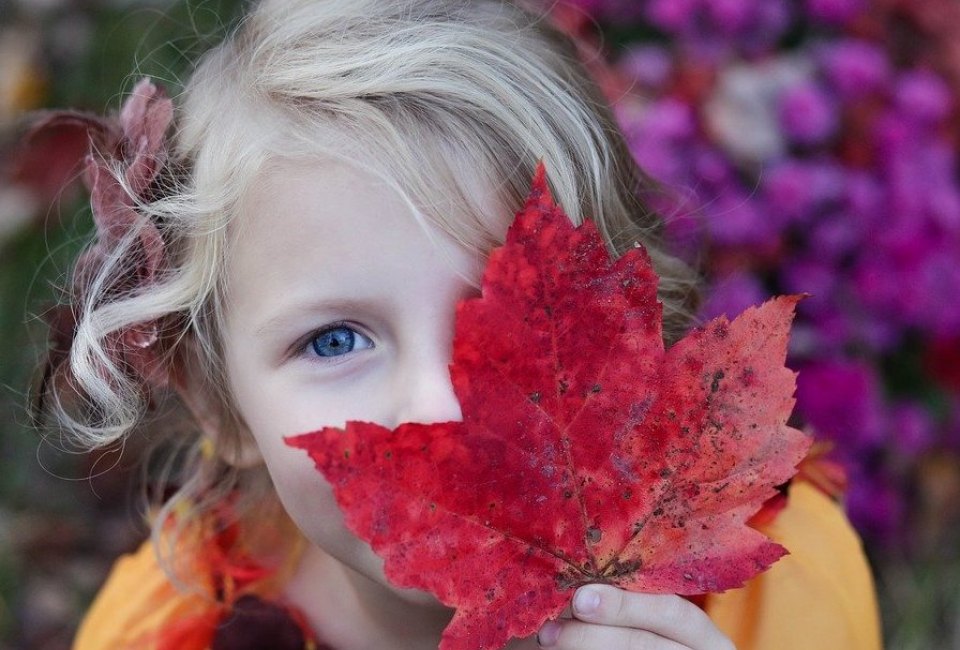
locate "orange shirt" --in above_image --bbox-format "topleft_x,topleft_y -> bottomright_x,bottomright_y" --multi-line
74,480 -> 882,649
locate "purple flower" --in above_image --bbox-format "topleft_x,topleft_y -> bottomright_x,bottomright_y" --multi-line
763,159 -> 845,225
550,0 -> 960,552
819,39 -> 891,101
852,256 -> 907,327
780,256 -> 837,307
751,0 -> 793,47
843,171 -> 885,228
700,271 -> 768,321
643,97 -> 697,141
905,139 -> 960,231
844,471 -> 905,547
871,113 -> 931,220
896,69 -> 953,125
703,0 -> 754,34
917,248 -> 960,336
889,401 -> 936,459
778,80 -> 839,145
763,161 -> 818,224
853,313 -> 902,353
809,213 -> 861,258
663,209 -> 707,258
704,188 -> 778,247
693,147 -> 734,185
626,99 -> 698,184
804,0 -> 866,26
808,305 -> 855,355
796,359 -> 887,450
645,0 -> 700,32
619,45 -> 673,90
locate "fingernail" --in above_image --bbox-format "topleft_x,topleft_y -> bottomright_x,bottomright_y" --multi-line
537,620 -> 561,646
573,586 -> 600,615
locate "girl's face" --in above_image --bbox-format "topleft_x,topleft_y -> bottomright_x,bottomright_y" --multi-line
221,156 -> 493,603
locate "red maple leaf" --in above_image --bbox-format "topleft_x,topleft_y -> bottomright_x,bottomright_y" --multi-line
286,161 -> 811,650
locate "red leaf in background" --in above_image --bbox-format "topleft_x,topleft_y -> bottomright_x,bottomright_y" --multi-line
287,161 -> 811,650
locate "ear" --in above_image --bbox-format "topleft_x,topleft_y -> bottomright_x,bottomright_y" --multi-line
170,333 -> 264,469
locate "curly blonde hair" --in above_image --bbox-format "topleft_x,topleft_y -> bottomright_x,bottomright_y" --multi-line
36,0 -> 699,582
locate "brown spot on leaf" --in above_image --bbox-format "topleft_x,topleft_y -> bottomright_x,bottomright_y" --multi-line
605,558 -> 641,578
710,370 -> 725,393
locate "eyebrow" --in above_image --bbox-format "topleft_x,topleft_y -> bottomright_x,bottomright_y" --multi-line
253,298 -> 378,337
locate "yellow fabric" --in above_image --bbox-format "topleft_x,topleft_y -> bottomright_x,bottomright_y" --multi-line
72,538 -> 217,649
704,481 -> 883,649
74,482 -> 883,649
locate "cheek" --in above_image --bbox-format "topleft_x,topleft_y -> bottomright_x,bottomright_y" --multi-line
261,442 -> 350,547
225,367 -> 350,547
259,443 -> 407,591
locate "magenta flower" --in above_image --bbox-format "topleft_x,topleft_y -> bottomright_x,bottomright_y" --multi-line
896,69 -> 953,124
700,271 -> 767,321
703,187 -> 778,247
804,0 -> 866,25
779,80 -> 839,145
619,45 -> 673,90
809,214 -> 860,259
703,0 -> 753,34
763,159 -> 845,225
889,401 -> 936,460
780,256 -> 838,309
819,39 -> 891,101
796,360 -> 887,451
844,471 -> 905,546
645,0 -> 699,32
543,0 -> 960,549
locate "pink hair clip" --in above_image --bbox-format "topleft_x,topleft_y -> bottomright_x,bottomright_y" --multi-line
32,78 -> 176,401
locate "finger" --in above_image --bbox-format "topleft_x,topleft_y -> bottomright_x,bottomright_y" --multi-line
537,619 -> 690,650
568,585 -> 734,649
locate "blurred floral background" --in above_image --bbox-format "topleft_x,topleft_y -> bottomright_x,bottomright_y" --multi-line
1,0 -> 958,647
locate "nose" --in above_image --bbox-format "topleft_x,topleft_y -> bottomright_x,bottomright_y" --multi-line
392,350 -> 463,426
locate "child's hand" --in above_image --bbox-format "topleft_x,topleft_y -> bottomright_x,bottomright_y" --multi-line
535,585 -> 735,650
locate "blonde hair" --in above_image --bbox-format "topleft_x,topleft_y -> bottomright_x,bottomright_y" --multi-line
37,0 -> 699,579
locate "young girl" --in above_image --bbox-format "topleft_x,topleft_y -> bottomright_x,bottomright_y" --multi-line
31,0 -> 882,647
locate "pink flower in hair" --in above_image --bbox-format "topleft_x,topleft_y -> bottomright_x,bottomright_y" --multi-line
30,78 -> 175,399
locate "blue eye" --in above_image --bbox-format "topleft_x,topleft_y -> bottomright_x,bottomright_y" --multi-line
309,325 -> 372,358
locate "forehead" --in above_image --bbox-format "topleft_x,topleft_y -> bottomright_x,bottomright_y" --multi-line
221,156 -> 489,327
233,156 -> 399,249
229,155 -> 481,264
